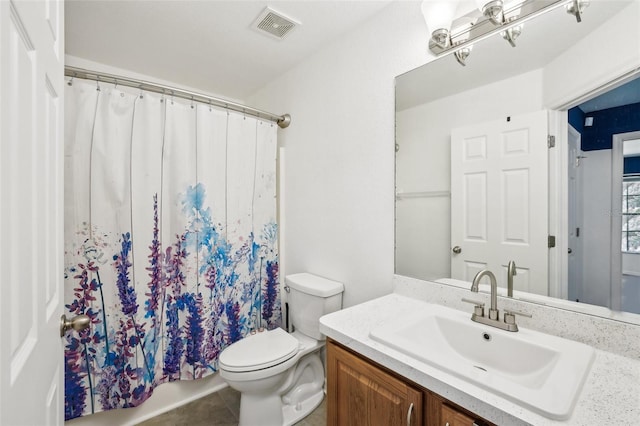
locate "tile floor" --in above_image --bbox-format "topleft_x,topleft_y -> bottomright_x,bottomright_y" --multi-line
137,387 -> 326,426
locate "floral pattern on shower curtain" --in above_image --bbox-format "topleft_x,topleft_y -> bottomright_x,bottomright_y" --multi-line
63,79 -> 281,420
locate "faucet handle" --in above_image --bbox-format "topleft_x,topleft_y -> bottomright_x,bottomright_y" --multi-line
461,298 -> 485,317
503,309 -> 532,325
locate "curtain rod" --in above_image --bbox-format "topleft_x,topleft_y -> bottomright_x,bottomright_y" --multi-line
64,66 -> 291,129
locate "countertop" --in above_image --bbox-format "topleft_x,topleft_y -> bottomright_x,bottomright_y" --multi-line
319,293 -> 640,426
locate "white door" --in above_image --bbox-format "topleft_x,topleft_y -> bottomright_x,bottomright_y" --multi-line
451,110 -> 548,295
567,125 -> 583,302
0,1 -> 65,424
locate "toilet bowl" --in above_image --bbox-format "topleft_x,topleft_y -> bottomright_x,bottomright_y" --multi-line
218,273 -> 344,426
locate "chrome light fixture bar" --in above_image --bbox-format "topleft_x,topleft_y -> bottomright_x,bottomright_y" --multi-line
428,0 -> 577,65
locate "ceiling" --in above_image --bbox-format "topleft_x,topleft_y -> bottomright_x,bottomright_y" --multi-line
65,0 -> 395,101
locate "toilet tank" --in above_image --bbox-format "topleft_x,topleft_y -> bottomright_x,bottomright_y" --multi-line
286,273 -> 344,340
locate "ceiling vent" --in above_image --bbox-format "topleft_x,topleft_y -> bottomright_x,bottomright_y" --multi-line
252,7 -> 299,40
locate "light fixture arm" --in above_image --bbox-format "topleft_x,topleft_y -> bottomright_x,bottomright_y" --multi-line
566,0 -> 588,23
501,17 -> 522,47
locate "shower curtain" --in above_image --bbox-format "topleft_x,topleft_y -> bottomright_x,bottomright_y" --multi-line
63,79 -> 280,420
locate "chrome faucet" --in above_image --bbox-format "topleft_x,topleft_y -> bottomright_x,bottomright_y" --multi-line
507,260 -> 517,297
462,268 -> 532,332
471,270 -> 499,320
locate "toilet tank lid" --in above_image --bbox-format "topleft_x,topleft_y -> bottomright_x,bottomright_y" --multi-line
285,273 -> 344,297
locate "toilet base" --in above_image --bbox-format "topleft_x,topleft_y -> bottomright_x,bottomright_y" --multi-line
238,392 -> 284,426
235,352 -> 325,426
282,389 -> 323,426
237,389 -> 324,426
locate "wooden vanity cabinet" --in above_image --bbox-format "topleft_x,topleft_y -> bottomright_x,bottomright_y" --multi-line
327,339 -> 423,425
327,339 -> 494,426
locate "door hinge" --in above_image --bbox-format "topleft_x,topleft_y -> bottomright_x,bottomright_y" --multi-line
548,235 -> 556,248
548,135 -> 556,148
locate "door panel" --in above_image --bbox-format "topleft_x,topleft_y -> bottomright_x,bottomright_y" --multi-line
0,1 -> 65,424
567,126 -> 583,302
451,111 -> 548,295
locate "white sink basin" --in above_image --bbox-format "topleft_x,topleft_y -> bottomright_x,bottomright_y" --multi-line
369,303 -> 594,420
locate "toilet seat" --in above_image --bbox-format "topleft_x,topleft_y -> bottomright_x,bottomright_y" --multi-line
219,328 -> 299,373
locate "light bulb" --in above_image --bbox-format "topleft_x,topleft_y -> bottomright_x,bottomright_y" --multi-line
421,0 -> 458,34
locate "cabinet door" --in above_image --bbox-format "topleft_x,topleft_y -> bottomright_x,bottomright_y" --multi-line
327,341 -> 422,426
441,404 -> 477,426
425,390 -> 494,426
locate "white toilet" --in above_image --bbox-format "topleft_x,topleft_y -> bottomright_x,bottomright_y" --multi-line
219,273 -> 344,426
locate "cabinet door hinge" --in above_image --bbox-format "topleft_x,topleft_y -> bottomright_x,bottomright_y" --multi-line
548,135 -> 556,148
548,235 -> 556,248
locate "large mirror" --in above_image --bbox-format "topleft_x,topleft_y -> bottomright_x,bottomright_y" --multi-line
395,0 -> 640,320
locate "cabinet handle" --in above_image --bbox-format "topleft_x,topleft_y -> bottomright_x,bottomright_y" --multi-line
406,402 -> 414,426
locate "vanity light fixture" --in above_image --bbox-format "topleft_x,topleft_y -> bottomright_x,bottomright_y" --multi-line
426,0 -> 587,66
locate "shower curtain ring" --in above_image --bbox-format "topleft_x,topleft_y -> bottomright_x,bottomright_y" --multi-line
139,86 -> 144,99
96,77 -> 101,92
190,96 -> 195,109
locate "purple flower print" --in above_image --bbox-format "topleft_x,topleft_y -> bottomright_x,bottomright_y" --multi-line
225,301 -> 243,344
145,194 -> 163,319
262,260 -> 280,329
183,292 -> 205,378
113,233 -> 137,317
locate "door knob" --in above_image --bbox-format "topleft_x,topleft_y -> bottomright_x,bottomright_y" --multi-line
568,248 -> 573,254
452,246 -> 462,254
60,314 -> 90,337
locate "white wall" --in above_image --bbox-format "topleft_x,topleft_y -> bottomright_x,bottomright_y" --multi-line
246,1 -> 640,308
395,69 -> 544,280
247,1 -> 430,308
